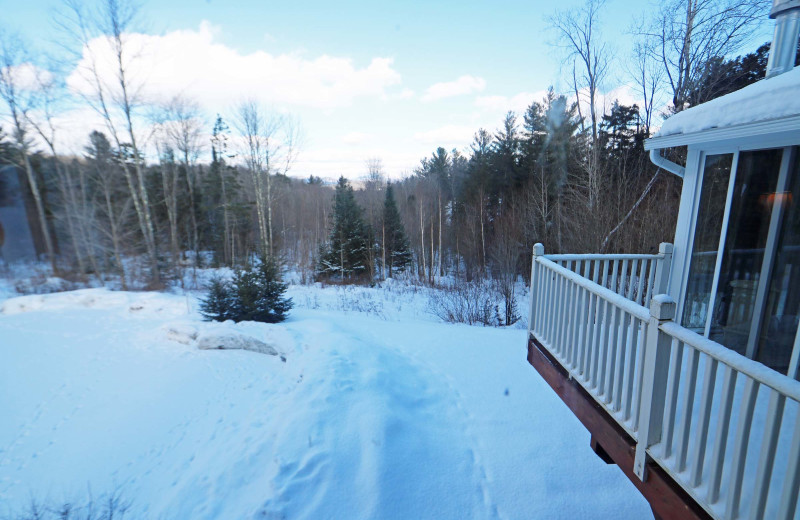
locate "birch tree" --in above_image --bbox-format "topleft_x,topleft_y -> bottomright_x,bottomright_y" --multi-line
61,0 -> 161,285
0,32 -> 58,273
638,0 -> 771,110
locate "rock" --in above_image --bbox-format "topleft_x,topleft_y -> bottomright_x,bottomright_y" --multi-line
197,331 -> 279,356
163,322 -> 199,345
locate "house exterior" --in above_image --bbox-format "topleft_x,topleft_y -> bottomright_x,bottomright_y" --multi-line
526,2 -> 800,519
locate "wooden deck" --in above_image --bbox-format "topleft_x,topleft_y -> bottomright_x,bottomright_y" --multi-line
527,335 -> 711,520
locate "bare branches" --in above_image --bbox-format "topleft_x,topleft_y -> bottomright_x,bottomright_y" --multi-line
636,0 -> 771,110
549,0 -> 610,143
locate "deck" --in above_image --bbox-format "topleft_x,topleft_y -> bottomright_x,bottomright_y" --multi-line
527,244 -> 800,520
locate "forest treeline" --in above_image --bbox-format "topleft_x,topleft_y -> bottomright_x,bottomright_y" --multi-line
0,0 -> 791,296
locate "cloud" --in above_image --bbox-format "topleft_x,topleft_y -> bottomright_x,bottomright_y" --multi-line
422,75 -> 486,102
1,63 -> 53,92
413,124 -> 475,146
474,91 -> 546,114
341,131 -> 370,145
66,21 -> 402,111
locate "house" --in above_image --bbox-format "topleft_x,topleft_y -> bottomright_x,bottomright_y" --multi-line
526,2 -> 800,519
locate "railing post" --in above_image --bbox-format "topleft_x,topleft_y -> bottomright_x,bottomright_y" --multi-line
529,243 -> 545,338
654,243 -> 673,296
634,294 -> 676,481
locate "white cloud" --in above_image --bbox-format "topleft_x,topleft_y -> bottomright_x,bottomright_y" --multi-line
474,90 -> 546,114
413,124 -> 475,146
422,75 -> 486,102
66,21 -> 402,111
398,88 -> 415,99
1,63 -> 53,92
341,131 -> 370,145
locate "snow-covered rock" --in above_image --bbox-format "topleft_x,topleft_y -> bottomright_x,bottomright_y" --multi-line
163,322 -> 199,345
197,330 -> 279,356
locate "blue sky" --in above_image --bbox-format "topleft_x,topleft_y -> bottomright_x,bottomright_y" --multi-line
4,0 -> 774,179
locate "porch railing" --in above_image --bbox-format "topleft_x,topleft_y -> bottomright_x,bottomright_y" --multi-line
528,243 -> 800,520
544,242 -> 673,308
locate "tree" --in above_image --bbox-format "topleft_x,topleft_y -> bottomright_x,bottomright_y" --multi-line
199,277 -> 233,321
202,258 -> 293,323
0,31 -> 58,273
62,0 -> 161,285
230,257 -> 293,323
318,176 -> 372,281
549,0 -> 609,144
638,0 -> 772,111
381,183 -> 412,277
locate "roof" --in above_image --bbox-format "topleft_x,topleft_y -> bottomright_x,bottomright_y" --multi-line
646,66 -> 800,149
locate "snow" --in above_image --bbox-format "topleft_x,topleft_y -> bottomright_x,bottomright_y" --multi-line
656,66 -> 800,137
0,283 -> 651,519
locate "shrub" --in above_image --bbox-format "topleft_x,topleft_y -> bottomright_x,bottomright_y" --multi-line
427,281 -> 500,326
200,257 -> 293,323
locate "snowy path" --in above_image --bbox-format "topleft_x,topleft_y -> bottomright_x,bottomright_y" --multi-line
0,289 -> 651,519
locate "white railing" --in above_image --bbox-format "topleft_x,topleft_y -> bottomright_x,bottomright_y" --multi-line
528,243 -> 800,520
544,242 -> 673,308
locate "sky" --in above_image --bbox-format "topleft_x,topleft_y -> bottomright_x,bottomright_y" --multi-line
3,0 -> 775,180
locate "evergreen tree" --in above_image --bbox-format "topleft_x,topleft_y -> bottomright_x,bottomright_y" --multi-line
202,257 -> 293,323
199,277 -> 234,321
318,176 -> 372,280
381,183 -> 412,277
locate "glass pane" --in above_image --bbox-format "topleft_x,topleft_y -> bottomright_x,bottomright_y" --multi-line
682,154 -> 733,330
709,149 -> 783,355
756,148 -> 800,373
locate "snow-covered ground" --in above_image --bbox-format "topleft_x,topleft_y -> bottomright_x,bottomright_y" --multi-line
0,282 -> 651,519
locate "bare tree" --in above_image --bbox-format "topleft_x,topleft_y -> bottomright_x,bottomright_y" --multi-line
0,31 -> 58,273
233,100 -> 300,257
549,0 -> 610,214
550,0 -> 610,144
638,0 -> 771,110
164,95 -> 203,261
60,0 -> 161,286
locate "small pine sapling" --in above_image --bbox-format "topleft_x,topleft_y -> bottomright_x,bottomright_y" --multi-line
199,277 -> 233,321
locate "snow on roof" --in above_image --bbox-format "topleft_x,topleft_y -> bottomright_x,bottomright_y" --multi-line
656,66 -> 800,138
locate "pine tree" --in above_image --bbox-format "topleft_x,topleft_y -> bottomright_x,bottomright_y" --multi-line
381,183 -> 412,277
201,258 -> 292,323
199,277 -> 234,321
318,177 -> 372,281
231,256 -> 293,323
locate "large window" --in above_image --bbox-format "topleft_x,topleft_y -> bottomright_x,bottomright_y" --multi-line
682,146 -> 800,376
682,154 -> 733,330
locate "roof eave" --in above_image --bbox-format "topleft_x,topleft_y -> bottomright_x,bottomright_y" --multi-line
644,114 -> 800,151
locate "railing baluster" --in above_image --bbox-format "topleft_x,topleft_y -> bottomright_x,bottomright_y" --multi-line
632,318 -> 647,430
661,338 -> 683,460
724,378 -> 760,519
776,409 -> 800,520
620,259 -> 629,298
646,258 -> 657,306
748,391 -> 787,520
604,305 -> 620,404
707,365 -> 738,503
689,357 -> 718,487
610,259 -> 620,295
612,305 -> 628,412
627,259 -> 639,301
675,348 -> 700,472
636,258 -> 647,306
623,316 -> 639,422
564,279 -> 577,365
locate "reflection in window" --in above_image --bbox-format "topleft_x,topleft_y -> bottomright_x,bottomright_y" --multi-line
682,154 -> 732,330
756,148 -> 800,374
709,149 -> 783,356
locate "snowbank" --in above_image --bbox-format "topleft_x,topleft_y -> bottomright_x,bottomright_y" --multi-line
657,66 -> 800,137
